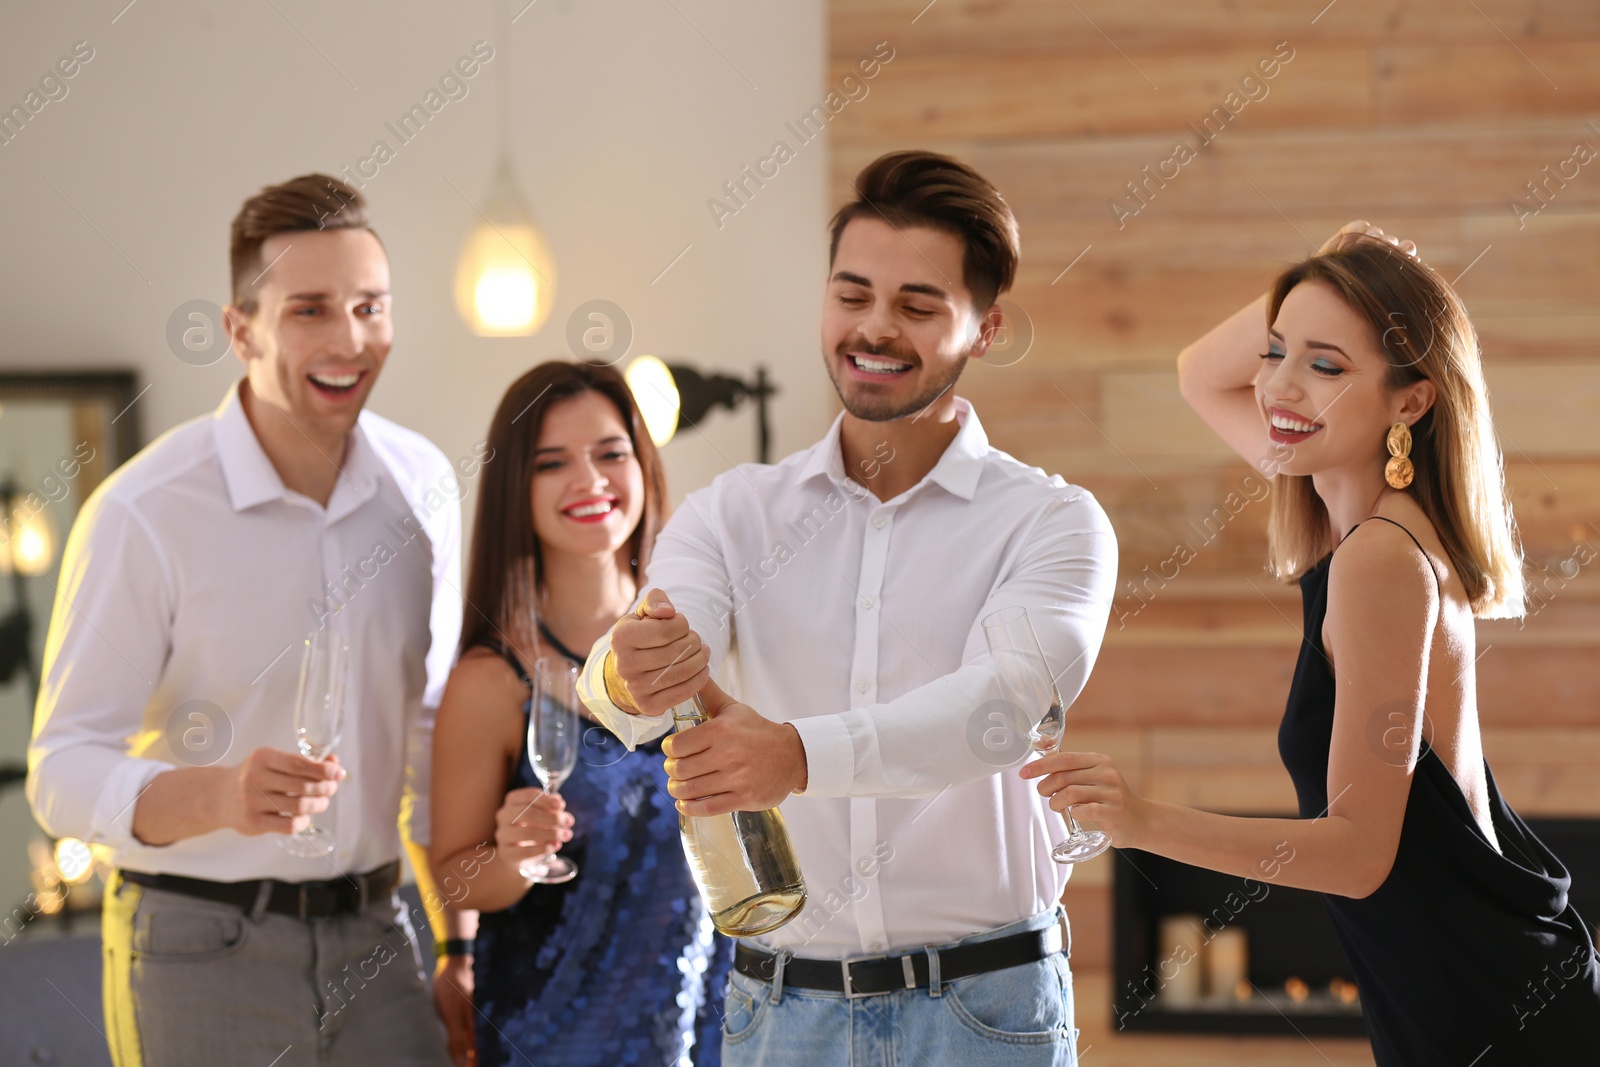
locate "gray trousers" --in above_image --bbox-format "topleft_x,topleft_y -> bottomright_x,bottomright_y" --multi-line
101,872 -> 449,1067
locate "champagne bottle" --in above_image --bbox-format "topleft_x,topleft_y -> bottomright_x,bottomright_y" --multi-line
674,695 -> 807,938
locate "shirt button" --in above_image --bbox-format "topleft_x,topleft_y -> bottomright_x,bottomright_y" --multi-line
860,596 -> 874,610
869,941 -> 884,952
872,516 -> 887,529
856,681 -> 869,694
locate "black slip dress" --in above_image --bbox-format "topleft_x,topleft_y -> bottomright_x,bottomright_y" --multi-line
1278,516 -> 1600,1065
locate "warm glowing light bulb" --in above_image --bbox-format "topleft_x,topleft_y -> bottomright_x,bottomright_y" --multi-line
473,263 -> 539,332
54,837 -> 94,885
454,157 -> 556,337
625,356 -> 680,447
455,222 -> 555,336
11,513 -> 53,575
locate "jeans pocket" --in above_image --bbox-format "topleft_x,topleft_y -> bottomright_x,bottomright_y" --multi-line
131,892 -> 249,962
942,961 -> 1066,1045
721,971 -> 770,1044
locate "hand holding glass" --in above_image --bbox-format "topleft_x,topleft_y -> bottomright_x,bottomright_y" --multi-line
519,657 -> 580,884
982,605 -> 1111,863
279,630 -> 348,859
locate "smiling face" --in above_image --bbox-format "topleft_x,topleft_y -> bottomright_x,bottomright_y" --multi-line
529,390 -> 645,564
230,228 -> 392,440
1256,281 -> 1433,478
822,217 -> 997,423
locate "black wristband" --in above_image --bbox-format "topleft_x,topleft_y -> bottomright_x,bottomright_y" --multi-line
435,938 -> 474,959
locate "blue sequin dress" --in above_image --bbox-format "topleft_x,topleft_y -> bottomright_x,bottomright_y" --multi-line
472,638 -> 733,1066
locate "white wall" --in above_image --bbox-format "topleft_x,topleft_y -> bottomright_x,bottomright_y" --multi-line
0,0 -> 831,910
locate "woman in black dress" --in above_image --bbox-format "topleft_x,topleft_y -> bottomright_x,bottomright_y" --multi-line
1024,222 -> 1600,1064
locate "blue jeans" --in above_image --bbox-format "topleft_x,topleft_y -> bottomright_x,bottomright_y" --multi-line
721,909 -> 1079,1067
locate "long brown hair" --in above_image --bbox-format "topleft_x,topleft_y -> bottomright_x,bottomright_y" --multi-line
1264,237 -> 1525,618
458,361 -> 669,662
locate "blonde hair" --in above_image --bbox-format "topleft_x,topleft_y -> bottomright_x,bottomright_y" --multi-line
1264,238 -> 1525,619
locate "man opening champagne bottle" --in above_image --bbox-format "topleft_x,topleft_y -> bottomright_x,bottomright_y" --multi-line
578,150 -> 1117,1066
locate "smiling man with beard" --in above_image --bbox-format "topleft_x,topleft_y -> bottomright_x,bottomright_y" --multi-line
578,150 -> 1117,1066
28,174 -> 458,1067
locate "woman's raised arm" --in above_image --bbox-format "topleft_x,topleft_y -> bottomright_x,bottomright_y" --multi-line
1177,221 -> 1416,475
1176,291 -> 1275,473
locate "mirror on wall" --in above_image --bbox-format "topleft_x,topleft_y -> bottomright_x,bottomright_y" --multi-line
0,371 -> 141,933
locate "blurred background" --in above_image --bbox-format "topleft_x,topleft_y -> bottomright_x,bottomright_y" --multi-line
1,1 -> 1597,1063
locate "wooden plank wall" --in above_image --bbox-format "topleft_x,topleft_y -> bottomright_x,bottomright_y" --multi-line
828,0 -> 1600,974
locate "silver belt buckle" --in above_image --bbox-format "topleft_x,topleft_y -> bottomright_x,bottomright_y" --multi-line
841,954 -> 889,999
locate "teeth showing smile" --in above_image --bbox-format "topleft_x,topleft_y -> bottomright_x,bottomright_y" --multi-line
565,500 -> 615,518
851,355 -> 912,374
310,372 -> 360,388
1270,412 -> 1320,434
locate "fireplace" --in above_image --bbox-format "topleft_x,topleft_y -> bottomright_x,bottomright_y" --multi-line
1110,816 -> 1600,1037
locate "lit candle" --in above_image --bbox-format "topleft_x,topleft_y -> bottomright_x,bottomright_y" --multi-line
1206,927 -> 1248,1000
1158,915 -> 1206,1008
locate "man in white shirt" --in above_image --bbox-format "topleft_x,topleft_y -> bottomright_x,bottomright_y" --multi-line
27,174 -> 457,1066
578,151 -> 1117,1065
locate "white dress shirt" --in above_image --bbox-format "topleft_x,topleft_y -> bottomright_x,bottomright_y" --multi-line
27,382 -> 462,879
578,398 -> 1116,959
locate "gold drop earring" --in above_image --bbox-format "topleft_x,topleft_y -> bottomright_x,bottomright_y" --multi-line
1385,421 -> 1414,489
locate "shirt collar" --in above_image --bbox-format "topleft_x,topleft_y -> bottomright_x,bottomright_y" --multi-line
326,422 -> 383,523
795,411 -> 848,487
794,397 -> 989,503
926,398 -> 989,501
213,382 -> 286,512
212,380 -> 382,517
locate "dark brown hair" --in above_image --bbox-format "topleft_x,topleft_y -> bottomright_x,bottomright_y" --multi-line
829,150 -> 1020,309
458,361 -> 670,663
229,174 -> 378,313
1264,237 -> 1523,618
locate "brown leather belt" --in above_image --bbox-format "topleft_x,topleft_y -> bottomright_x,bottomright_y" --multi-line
118,860 -> 400,921
734,925 -> 1063,998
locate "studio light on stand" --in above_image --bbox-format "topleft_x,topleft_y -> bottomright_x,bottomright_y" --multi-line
453,0 -> 556,337
624,356 -> 679,447
625,358 -> 777,464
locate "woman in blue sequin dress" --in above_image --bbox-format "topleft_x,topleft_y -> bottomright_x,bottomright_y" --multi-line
429,361 -> 732,1067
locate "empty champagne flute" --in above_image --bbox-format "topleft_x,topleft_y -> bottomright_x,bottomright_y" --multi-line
982,605 -> 1111,863
519,656 -> 580,885
279,629 -> 348,859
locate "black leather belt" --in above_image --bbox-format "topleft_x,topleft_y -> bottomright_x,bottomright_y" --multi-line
734,925 -> 1063,998
118,860 -> 400,921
